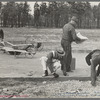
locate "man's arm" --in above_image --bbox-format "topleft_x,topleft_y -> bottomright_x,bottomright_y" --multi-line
71,27 -> 81,41
85,53 -> 92,66
85,49 -> 100,66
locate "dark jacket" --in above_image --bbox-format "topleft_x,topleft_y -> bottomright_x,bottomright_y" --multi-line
85,49 -> 100,66
62,22 -> 80,43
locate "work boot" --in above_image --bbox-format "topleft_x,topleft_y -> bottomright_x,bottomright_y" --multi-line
42,70 -> 48,77
63,71 -> 69,76
53,73 -> 59,78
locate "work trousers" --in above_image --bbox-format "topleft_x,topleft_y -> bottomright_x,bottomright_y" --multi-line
46,60 -> 54,73
40,56 -> 60,74
40,56 -> 54,73
61,39 -> 72,73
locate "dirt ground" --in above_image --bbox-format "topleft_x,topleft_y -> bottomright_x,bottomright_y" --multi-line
0,28 -> 100,98
0,50 -> 97,98
1,77 -> 100,98
0,50 -> 89,77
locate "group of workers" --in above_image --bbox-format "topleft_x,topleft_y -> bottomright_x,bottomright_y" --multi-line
40,16 -> 100,86
0,17 -> 100,86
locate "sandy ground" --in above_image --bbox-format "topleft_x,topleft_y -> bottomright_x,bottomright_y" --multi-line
0,48 -> 100,98
0,50 -> 90,77
1,27 -> 100,98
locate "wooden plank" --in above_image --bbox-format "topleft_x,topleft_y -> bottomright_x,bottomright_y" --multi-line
4,41 -> 15,47
2,47 -> 14,51
2,47 -> 28,53
13,43 -> 32,47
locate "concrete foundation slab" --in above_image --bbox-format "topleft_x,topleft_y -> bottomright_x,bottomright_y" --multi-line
0,51 -> 90,80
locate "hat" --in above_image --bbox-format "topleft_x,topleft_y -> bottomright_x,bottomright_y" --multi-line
56,49 -> 65,56
71,16 -> 78,23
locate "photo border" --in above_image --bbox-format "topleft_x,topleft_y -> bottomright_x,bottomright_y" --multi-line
0,0 -> 99,100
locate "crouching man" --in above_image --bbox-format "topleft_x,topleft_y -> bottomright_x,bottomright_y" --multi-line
85,49 -> 100,86
40,49 -> 66,78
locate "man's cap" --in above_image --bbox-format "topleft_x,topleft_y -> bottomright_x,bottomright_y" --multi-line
71,16 -> 78,23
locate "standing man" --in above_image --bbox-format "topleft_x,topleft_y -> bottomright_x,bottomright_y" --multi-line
61,16 -> 81,76
0,29 -> 4,41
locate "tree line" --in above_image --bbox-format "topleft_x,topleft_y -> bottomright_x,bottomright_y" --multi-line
0,1 -> 100,28
0,2 -> 31,27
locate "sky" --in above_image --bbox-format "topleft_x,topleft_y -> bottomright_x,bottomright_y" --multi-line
90,2 -> 100,6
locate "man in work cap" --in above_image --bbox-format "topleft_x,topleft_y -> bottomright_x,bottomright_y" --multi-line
61,16 -> 81,76
71,16 -> 78,24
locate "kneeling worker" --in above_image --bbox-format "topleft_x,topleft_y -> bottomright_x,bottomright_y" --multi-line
40,49 -> 65,78
85,49 -> 100,86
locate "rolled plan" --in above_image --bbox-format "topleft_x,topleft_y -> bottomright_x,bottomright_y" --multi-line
76,32 -> 88,44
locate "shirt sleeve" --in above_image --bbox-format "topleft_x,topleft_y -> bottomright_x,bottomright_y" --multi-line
85,50 -> 96,66
85,53 -> 92,66
71,27 -> 81,41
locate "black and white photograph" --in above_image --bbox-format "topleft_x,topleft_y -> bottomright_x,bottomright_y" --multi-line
0,1 -> 100,98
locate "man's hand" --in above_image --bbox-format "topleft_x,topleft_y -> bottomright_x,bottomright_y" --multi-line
53,61 -> 61,72
75,32 -> 88,44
